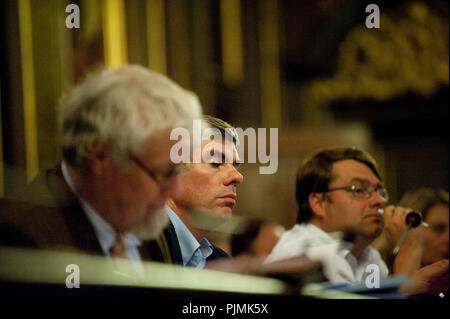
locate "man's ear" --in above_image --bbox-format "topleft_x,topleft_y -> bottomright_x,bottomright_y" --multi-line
87,143 -> 111,176
308,192 -> 327,219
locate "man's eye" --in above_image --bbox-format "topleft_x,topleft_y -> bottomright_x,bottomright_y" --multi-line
430,224 -> 447,233
165,167 -> 178,179
353,187 -> 367,194
210,162 -> 222,168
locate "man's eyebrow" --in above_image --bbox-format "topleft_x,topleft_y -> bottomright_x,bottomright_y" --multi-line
349,177 -> 382,187
211,151 -> 225,162
212,150 -> 238,164
152,162 -> 176,174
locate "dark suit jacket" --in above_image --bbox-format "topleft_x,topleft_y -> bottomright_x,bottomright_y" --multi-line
0,166 -> 164,261
156,220 -> 230,266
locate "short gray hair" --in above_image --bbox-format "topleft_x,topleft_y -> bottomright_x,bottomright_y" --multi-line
59,65 -> 202,170
202,115 -> 239,147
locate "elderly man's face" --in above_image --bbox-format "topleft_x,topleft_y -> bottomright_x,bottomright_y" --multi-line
320,159 -> 386,240
104,133 -> 179,234
171,139 -> 243,221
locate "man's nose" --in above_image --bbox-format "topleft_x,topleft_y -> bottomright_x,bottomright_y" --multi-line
224,164 -> 243,186
369,189 -> 386,207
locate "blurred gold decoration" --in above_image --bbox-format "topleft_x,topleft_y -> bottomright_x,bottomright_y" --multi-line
73,1 -> 104,82
0,90 -> 3,196
259,0 -> 282,128
81,0 -> 103,43
146,0 -> 167,75
302,2 -> 449,108
220,0 -> 244,86
102,0 -> 128,67
18,0 -> 39,182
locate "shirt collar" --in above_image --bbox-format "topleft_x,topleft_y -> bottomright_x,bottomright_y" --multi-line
303,223 -> 357,258
167,206 -> 213,266
344,245 -> 372,262
61,162 -> 141,255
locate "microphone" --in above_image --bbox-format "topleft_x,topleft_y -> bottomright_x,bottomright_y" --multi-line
392,211 -> 423,256
405,211 -> 422,228
378,209 -> 428,228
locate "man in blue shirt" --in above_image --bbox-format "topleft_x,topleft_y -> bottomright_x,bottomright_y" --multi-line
160,115 -> 243,268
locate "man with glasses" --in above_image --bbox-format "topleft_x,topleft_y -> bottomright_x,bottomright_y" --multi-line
265,147 -> 448,294
0,65 -> 201,277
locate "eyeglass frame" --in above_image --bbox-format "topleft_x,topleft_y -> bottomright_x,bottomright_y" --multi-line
323,184 -> 389,202
128,153 -> 182,187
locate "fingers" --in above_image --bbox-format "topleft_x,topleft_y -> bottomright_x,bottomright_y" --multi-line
413,259 -> 449,294
383,205 -> 424,247
384,205 -> 413,225
383,205 -> 408,243
421,259 -> 449,277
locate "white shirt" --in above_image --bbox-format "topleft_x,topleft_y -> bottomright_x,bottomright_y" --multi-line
265,223 -> 389,284
61,162 -> 145,277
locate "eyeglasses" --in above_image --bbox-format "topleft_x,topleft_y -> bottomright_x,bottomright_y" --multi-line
129,154 -> 182,187
324,185 -> 389,202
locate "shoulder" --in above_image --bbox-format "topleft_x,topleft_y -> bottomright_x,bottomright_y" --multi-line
264,224 -> 312,263
211,245 -> 230,259
275,223 -> 315,247
204,244 -> 230,262
0,198 -> 72,248
6,165 -> 75,208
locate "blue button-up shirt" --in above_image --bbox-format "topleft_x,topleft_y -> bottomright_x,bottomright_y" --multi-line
167,207 -> 213,268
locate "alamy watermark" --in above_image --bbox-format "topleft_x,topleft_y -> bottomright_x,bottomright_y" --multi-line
170,120 -> 278,174
65,4 -> 80,29
365,4 -> 380,29
65,264 -> 80,288
364,264 -> 380,288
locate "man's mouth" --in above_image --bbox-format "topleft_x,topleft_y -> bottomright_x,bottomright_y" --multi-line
219,193 -> 237,205
365,213 -> 383,222
220,193 -> 237,200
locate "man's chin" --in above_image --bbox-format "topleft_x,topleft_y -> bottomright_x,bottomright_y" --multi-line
188,206 -> 232,231
364,225 -> 383,240
131,206 -> 170,240
351,222 -> 383,241
218,206 -> 233,217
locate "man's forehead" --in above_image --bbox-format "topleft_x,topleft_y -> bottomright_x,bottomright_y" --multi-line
140,133 -> 176,165
144,133 -> 175,152
331,159 -> 381,184
200,139 -> 238,155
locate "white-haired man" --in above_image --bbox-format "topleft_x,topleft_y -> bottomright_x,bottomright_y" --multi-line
0,65 -> 202,276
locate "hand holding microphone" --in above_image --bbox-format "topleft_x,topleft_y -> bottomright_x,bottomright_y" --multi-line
381,206 -> 447,293
392,211 -> 424,256
381,205 -> 426,276
381,205 -> 426,252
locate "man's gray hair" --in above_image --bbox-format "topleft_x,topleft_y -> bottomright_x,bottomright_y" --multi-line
59,65 -> 202,170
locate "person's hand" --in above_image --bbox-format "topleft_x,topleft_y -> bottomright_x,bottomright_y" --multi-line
383,205 -> 424,275
400,259 -> 449,295
383,205 -> 424,249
